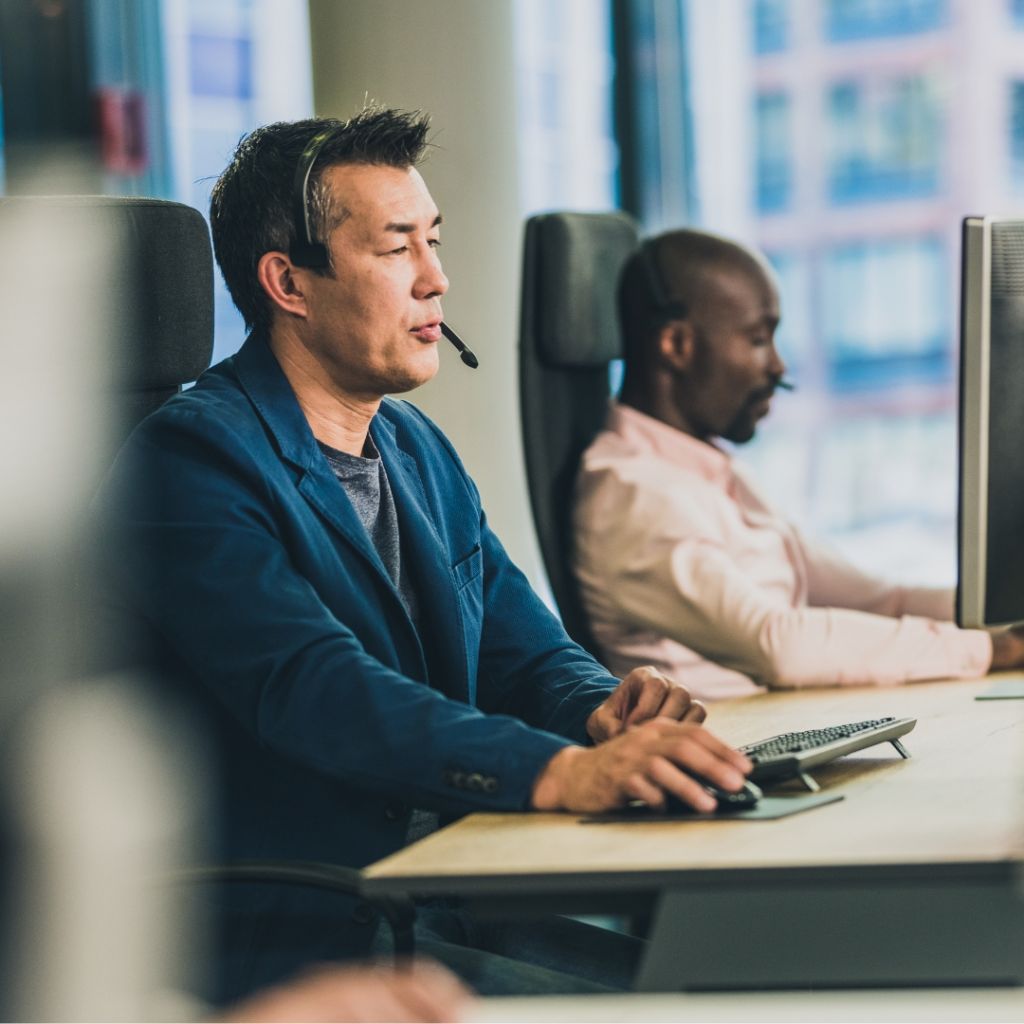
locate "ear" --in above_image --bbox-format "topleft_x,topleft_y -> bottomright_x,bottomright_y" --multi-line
657,319 -> 696,373
257,251 -> 310,320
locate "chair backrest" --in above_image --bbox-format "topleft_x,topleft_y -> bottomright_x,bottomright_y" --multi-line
518,211 -> 640,654
0,195 -> 214,446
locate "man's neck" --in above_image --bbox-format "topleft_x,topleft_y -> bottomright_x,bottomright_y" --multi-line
618,385 -> 711,446
269,327 -> 379,456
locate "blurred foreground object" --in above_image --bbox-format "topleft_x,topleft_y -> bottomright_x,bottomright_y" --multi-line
0,192 -> 209,1020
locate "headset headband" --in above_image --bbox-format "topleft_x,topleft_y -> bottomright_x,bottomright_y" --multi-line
289,127 -> 338,269
639,238 -> 688,320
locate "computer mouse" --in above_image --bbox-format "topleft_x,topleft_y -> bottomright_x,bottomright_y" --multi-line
662,778 -> 763,815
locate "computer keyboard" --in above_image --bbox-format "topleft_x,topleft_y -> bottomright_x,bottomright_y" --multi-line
740,716 -> 916,789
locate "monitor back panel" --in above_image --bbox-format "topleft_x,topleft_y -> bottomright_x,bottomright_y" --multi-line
958,216 -> 1024,627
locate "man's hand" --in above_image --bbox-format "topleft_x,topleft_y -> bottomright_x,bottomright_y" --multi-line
216,960 -> 475,1023
531,717 -> 751,814
990,625 -> 1024,670
586,666 -> 705,744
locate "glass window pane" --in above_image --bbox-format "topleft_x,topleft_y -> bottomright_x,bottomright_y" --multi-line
826,74 -> 942,203
765,251 -> 811,372
188,34 -> 252,100
514,0 -> 616,215
753,0 -> 788,53
756,91 -> 792,211
825,0 -> 948,42
821,237 -> 949,389
1011,81 -> 1024,189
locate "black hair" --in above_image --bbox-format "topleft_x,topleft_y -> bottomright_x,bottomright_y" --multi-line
209,107 -> 431,332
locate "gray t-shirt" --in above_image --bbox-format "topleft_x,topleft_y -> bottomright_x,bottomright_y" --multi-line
317,436 -> 419,624
318,435 -> 435,842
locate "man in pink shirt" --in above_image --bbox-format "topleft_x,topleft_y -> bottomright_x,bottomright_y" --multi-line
573,228 -> 1024,701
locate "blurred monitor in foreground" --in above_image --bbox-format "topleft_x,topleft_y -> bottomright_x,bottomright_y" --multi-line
957,216 -> 1024,628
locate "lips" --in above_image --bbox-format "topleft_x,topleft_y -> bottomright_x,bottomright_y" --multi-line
744,384 -> 778,421
410,320 -> 442,343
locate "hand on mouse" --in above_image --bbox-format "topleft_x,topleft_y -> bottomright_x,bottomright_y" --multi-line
531,716 -> 751,814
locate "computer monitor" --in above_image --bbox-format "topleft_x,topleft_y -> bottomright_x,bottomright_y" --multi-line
956,216 -> 1024,628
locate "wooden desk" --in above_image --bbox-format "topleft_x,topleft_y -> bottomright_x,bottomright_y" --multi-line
364,677 -> 1024,989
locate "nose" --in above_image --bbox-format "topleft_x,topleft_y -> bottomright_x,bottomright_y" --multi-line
414,247 -> 448,300
768,341 -> 786,382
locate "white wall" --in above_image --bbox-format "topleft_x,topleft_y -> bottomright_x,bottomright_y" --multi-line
308,0 -> 547,587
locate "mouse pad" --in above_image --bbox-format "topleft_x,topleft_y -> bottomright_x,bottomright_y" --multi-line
976,677 -> 1024,700
581,791 -> 844,824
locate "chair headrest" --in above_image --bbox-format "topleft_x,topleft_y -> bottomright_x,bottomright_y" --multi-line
527,211 -> 640,368
0,196 -> 214,390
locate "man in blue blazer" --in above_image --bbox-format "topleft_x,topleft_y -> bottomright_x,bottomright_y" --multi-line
103,108 -> 750,1001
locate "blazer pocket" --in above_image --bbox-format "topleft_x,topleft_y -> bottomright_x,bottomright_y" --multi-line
452,545 -> 483,590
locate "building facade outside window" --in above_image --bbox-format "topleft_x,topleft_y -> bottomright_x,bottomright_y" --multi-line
821,236 -> 948,390
756,90 -> 793,212
754,0 -> 790,54
514,0 -> 617,216
825,0 -> 948,42
826,75 -> 943,204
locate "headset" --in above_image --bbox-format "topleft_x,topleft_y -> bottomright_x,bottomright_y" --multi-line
637,237 -> 688,322
289,127 -> 336,270
636,236 -> 794,389
287,126 -> 479,367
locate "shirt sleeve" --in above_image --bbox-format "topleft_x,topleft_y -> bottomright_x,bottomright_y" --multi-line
795,527 -> 960,622
576,469 -> 992,690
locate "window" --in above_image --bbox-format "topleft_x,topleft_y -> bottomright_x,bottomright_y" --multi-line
755,91 -> 792,212
585,0 -> 1010,580
188,34 -> 253,100
821,237 -> 948,390
825,0 -> 947,42
514,0 -> 617,215
753,0 -> 788,53
766,251 -> 811,373
827,75 -> 942,203
1011,81 -> 1024,189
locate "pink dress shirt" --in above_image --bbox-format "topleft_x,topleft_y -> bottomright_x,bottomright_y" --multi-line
572,402 -> 992,701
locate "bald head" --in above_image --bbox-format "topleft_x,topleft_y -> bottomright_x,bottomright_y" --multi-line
619,229 -> 775,367
617,228 -> 786,445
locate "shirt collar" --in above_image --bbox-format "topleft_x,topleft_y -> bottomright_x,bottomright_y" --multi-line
607,400 -> 734,488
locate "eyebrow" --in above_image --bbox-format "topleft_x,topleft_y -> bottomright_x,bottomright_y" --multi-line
383,213 -> 443,234
742,313 -> 780,333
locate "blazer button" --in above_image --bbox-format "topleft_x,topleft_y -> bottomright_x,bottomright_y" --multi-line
482,776 -> 499,794
466,772 -> 484,791
383,803 -> 405,821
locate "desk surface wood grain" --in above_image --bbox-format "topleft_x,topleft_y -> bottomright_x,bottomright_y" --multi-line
364,675 -> 1024,894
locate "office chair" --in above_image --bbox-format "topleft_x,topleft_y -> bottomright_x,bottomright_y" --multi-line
518,211 -> 640,655
0,195 -> 414,958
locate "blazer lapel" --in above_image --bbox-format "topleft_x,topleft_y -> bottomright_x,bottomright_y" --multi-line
372,412 -> 471,703
233,334 -> 424,662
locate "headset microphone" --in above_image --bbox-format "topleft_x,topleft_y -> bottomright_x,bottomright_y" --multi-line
440,322 -> 480,368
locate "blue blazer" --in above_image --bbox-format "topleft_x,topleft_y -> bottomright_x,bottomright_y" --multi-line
104,333 -> 617,878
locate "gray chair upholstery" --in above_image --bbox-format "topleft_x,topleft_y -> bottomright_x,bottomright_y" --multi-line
518,211 -> 640,655
0,195 -> 215,440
